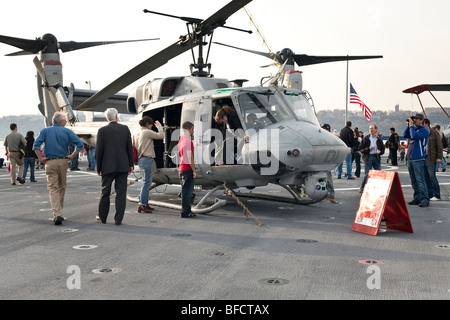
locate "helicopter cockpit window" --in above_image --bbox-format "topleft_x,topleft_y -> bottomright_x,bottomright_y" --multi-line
161,80 -> 177,97
282,93 -> 319,126
238,91 -> 292,129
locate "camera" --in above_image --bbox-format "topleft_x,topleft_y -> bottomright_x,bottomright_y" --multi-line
406,116 -> 415,122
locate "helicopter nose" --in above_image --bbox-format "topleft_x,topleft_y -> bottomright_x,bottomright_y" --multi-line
276,123 -> 348,171
242,122 -> 349,175
244,122 -> 348,173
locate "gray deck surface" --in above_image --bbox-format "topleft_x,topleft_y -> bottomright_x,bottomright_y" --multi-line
1,156 -> 449,305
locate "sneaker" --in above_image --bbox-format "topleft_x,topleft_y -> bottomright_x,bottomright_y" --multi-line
430,197 -> 441,201
408,200 -> 420,205
181,212 -> 196,218
96,215 -> 106,224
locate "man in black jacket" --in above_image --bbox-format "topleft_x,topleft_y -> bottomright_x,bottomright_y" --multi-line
96,108 -> 134,225
336,121 -> 355,179
387,127 -> 399,166
358,124 -> 385,192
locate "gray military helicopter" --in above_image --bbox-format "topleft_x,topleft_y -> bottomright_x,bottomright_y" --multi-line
1,0 -> 383,213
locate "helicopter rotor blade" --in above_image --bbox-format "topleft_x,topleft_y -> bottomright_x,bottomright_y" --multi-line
5,50 -> 36,56
293,54 -> 383,67
76,41 -> 191,111
0,35 -> 46,55
200,0 -> 252,34
143,9 -> 203,24
77,0 -> 252,111
213,41 -> 273,59
58,38 -> 159,53
215,41 -> 382,67
1,34 -> 159,55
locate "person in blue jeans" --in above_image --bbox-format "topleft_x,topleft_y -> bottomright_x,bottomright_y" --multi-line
424,120 -> 442,200
22,131 -> 37,182
133,116 -> 164,213
403,114 -> 429,207
178,121 -> 197,218
84,144 -> 96,171
336,121 -> 355,180
434,124 -> 447,172
358,124 -> 384,192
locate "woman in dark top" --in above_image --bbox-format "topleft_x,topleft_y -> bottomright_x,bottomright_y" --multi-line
22,131 -> 37,182
214,105 -> 244,164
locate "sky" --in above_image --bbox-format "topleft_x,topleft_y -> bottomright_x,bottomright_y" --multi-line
1,0 -> 450,118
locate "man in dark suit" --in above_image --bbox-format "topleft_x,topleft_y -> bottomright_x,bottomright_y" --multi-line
96,108 -> 134,225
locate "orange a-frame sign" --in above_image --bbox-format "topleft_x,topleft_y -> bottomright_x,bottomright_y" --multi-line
352,170 -> 413,236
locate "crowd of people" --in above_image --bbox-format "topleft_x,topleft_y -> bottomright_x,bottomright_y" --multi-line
3,107 -> 448,226
323,113 -> 448,207
2,107 -> 199,226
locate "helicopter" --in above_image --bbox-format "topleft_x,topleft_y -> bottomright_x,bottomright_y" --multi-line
1,0 -> 383,212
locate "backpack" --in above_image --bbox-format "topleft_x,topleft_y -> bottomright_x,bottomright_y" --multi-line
18,142 -> 26,159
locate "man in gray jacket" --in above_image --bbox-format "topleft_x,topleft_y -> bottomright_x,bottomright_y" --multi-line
96,108 -> 134,225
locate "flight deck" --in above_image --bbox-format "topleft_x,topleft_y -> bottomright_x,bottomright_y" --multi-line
0,156 -> 449,303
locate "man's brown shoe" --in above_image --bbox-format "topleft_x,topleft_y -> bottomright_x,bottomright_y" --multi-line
138,205 -> 152,213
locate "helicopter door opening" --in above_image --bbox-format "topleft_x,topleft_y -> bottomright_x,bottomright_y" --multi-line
212,98 -> 245,165
142,103 -> 182,169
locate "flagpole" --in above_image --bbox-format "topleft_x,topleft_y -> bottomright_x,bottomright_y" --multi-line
345,56 -> 349,125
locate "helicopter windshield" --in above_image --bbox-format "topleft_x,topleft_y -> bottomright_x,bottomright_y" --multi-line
281,91 -> 320,126
237,90 -> 319,130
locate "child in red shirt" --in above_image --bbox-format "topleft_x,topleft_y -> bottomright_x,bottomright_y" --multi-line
178,121 -> 196,218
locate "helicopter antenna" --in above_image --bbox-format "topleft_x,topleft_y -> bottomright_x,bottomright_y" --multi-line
243,7 -> 278,65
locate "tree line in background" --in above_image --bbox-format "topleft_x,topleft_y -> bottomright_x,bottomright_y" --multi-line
1,107 -> 449,139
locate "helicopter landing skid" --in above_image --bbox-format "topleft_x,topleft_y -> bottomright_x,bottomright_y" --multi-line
235,184 -> 322,205
126,183 -> 227,215
126,195 -> 226,215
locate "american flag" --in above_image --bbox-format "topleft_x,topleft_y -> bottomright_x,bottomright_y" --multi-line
350,83 -> 372,121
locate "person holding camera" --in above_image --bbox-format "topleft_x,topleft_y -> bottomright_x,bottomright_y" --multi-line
403,113 -> 430,207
